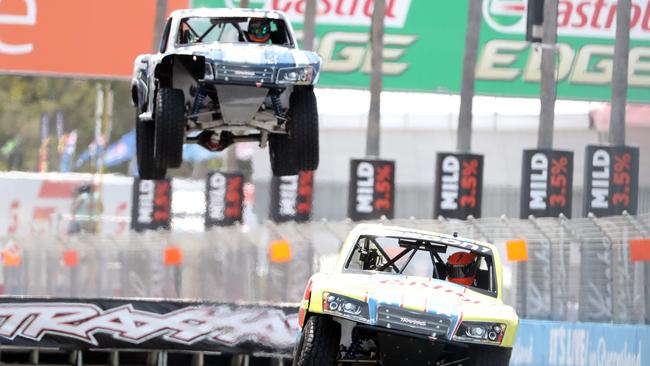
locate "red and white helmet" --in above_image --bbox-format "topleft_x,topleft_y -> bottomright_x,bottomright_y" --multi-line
446,252 -> 478,286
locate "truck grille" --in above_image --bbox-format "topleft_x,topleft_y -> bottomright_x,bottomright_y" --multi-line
376,306 -> 451,337
214,64 -> 275,84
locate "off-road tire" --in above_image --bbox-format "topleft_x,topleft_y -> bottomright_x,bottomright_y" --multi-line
288,86 -> 319,171
136,115 -> 166,180
470,345 -> 512,366
269,134 -> 299,176
293,315 -> 340,366
155,88 -> 185,168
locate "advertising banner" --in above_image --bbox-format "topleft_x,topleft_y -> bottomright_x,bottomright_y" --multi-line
131,179 -> 172,232
205,171 -> 244,227
583,145 -> 639,217
0,297 -> 298,354
269,170 -> 314,223
0,0 -> 189,78
520,149 -> 574,219
347,159 -> 395,221
193,0 -> 650,102
511,320 -> 650,366
434,153 -> 483,219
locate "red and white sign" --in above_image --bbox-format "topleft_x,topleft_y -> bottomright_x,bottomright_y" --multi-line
0,0 -> 189,78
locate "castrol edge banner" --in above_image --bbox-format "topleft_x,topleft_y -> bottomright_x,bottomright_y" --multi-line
205,171 -> 243,227
131,179 -> 172,232
194,0 -> 650,102
269,170 -> 314,223
0,0 -> 188,78
583,145 -> 639,217
433,153 -> 483,220
520,150 -> 574,219
347,159 -> 394,221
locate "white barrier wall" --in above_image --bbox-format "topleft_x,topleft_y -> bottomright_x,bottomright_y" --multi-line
0,172 -> 133,237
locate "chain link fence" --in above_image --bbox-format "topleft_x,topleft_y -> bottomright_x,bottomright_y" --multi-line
2,214 -> 648,324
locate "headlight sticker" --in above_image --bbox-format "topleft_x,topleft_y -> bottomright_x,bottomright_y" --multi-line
322,292 -> 370,323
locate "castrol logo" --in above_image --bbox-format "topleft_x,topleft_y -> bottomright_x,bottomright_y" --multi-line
482,0 -> 527,34
483,0 -> 650,40
225,0 -> 412,28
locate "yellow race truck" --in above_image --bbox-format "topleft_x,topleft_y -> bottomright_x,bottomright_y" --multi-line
294,224 -> 519,366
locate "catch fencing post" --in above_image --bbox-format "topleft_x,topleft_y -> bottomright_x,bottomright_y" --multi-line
610,0 -> 632,146
538,0 -> 558,150
457,0 -> 482,153
366,0 -> 385,157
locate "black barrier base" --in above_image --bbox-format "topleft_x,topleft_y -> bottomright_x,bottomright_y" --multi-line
0,348 -> 292,366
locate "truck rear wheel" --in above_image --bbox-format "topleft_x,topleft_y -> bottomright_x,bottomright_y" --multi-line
136,115 -> 166,180
288,86 -> 319,171
293,315 -> 340,366
155,88 -> 185,168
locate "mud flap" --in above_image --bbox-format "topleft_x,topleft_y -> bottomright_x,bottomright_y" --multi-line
377,332 -> 444,366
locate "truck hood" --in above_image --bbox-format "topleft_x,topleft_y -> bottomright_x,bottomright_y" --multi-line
310,272 -> 516,339
176,43 -> 321,69
318,272 -> 501,312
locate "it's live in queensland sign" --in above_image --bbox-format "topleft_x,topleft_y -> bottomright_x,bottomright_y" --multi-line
131,179 -> 172,232
434,153 -> 483,220
520,149 -> 573,219
193,0 -> 650,102
347,159 -> 394,221
583,145 -> 639,217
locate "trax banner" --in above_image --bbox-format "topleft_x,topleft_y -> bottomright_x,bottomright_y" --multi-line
205,171 -> 243,227
347,159 -> 395,221
0,297 -> 298,354
193,0 -> 650,102
0,0 -> 188,78
270,170 -> 314,223
131,179 -> 172,232
583,145 -> 639,217
520,149 -> 574,219
434,153 -> 483,219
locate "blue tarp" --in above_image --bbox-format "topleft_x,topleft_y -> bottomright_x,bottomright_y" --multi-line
103,130 -> 136,167
510,320 -> 648,366
77,131 -> 221,171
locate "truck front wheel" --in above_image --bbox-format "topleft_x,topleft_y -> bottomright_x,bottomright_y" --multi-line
293,315 -> 340,366
155,88 -> 185,169
288,86 -> 319,171
136,115 -> 166,180
269,134 -> 299,176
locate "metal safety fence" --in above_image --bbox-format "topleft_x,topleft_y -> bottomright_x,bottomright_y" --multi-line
1,214 -> 648,324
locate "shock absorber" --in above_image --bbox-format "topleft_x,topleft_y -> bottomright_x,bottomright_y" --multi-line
191,85 -> 206,121
344,336 -> 363,359
270,93 -> 285,119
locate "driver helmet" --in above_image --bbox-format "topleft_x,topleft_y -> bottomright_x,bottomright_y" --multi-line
248,18 -> 271,43
446,252 -> 478,286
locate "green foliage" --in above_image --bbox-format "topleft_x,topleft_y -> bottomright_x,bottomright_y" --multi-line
0,75 -> 134,173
